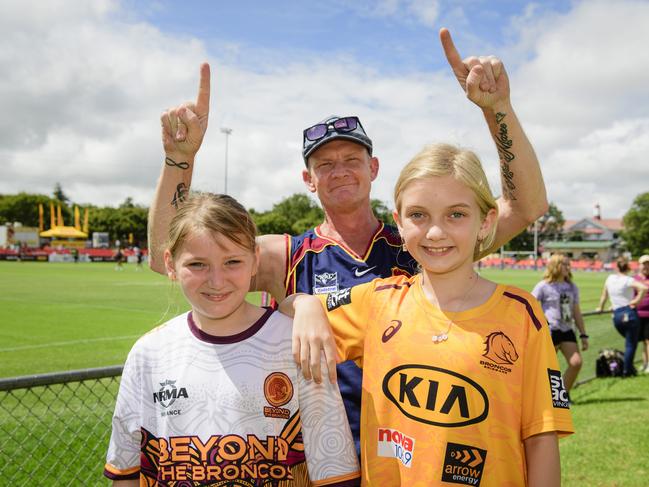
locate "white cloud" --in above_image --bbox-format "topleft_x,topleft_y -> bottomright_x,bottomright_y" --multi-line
408,0 -> 440,28
0,0 -> 647,226
508,0 -> 649,218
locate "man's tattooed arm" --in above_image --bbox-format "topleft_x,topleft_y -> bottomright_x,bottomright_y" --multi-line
495,112 -> 516,201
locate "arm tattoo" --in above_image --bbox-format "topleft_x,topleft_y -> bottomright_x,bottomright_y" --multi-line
171,183 -> 188,209
165,156 -> 190,170
495,112 -> 516,200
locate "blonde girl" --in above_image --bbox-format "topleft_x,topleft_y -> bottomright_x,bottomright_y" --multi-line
282,144 -> 573,486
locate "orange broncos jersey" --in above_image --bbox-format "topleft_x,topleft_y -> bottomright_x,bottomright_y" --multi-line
320,274 -> 574,487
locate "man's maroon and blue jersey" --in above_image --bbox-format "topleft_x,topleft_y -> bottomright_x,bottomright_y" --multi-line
284,222 -> 418,453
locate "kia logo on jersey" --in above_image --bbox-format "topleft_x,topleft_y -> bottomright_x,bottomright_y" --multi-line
382,365 -> 489,427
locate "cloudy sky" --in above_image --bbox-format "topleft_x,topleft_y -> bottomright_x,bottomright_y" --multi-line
1,0 -> 647,220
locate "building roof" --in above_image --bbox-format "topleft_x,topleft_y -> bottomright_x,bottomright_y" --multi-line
563,217 -> 623,232
544,241 -> 614,250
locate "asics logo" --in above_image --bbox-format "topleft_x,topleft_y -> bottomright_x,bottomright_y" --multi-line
354,266 -> 377,277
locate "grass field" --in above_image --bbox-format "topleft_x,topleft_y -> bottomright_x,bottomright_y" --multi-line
1,261 -> 648,486
0,261 -> 634,377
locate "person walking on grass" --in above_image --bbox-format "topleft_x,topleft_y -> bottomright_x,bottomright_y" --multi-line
597,257 -> 648,377
105,192 -> 359,486
147,28 -> 549,456
281,143 -> 573,486
532,253 -> 588,392
634,254 -> 649,373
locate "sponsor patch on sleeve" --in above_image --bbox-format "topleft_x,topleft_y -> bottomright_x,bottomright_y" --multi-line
441,442 -> 487,486
548,369 -> 570,409
326,288 -> 352,311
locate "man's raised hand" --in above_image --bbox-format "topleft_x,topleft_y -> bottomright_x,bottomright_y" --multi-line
440,28 -> 510,109
160,63 -> 211,160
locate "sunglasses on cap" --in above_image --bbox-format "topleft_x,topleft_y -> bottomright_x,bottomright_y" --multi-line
302,115 -> 373,164
304,117 -> 362,141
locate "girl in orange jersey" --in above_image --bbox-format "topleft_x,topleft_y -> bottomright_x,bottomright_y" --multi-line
281,144 -> 573,486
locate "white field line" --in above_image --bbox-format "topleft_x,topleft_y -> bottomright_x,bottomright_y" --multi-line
0,335 -> 141,353
0,295 -> 164,314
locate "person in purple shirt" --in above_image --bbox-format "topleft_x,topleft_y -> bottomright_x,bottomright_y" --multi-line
634,255 -> 649,373
532,254 -> 588,392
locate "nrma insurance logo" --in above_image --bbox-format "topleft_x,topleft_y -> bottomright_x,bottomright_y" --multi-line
153,379 -> 188,409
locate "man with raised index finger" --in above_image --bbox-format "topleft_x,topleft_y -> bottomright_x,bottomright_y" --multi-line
147,28 -> 548,456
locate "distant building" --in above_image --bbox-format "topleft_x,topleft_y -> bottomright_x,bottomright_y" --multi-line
542,203 -> 623,261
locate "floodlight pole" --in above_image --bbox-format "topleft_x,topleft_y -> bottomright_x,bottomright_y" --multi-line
220,127 -> 232,194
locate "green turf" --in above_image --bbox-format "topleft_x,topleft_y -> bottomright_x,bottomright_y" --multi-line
563,375 -> 649,487
0,262 -> 261,377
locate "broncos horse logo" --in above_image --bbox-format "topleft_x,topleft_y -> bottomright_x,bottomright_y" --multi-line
483,331 -> 519,365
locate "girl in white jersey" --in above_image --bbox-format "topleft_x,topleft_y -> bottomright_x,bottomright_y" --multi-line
282,144 -> 573,486
104,192 -> 359,486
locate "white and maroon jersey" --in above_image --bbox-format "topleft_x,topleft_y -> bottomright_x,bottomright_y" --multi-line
104,309 -> 360,486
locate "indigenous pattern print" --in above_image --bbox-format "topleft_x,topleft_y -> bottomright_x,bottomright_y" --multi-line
285,223 -> 418,453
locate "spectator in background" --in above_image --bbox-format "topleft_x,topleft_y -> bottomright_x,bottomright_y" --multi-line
532,254 -> 588,392
597,257 -> 648,376
133,245 -> 143,271
114,246 -> 124,271
634,255 -> 649,373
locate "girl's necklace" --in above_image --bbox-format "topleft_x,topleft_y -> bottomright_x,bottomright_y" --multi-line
431,273 -> 479,343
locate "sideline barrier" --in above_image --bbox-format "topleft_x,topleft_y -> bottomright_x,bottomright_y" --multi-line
0,366 -> 122,485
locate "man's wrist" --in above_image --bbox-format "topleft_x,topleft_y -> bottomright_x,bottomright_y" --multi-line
483,100 -> 513,117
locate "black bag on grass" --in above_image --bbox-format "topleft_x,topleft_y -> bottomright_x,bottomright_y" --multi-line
595,349 -> 624,377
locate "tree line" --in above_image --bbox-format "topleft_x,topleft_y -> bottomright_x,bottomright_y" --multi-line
1,185 -> 647,256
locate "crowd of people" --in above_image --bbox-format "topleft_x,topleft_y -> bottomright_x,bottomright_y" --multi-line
103,27 -> 644,487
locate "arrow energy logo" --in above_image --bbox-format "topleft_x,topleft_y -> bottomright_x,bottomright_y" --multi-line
441,442 -> 487,486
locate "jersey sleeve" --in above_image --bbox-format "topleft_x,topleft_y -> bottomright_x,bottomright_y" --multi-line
530,281 -> 544,301
104,348 -> 142,481
521,295 -> 575,440
298,359 -> 361,486
317,281 -> 375,366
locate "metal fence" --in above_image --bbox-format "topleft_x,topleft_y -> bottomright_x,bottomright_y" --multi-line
0,366 -> 122,486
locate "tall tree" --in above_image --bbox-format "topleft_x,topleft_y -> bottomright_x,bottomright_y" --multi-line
371,199 -> 394,225
53,183 -> 70,204
0,193 -> 60,227
252,193 -> 324,235
622,192 -> 649,255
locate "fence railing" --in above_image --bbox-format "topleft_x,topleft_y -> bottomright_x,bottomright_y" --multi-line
0,366 -> 123,486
